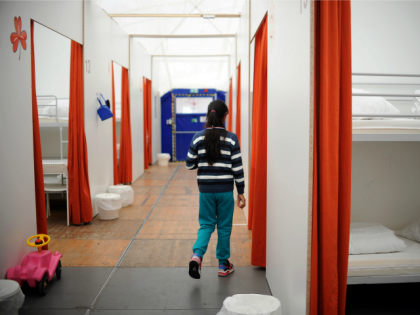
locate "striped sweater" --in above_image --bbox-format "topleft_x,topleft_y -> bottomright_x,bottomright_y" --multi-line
186,129 -> 245,194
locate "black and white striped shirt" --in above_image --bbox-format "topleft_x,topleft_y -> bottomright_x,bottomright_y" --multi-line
186,130 -> 245,194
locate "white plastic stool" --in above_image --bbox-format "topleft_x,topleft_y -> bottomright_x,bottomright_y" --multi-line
108,185 -> 134,207
217,294 -> 281,315
157,153 -> 171,166
96,193 -> 121,220
0,280 -> 25,315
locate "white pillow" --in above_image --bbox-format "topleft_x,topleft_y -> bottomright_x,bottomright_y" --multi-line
349,222 -> 407,255
395,220 -> 420,243
352,88 -> 400,120
42,99 -> 69,117
414,90 -> 420,104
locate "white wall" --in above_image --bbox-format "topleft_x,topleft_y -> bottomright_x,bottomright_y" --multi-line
351,1 -> 420,230
230,38 -> 237,135
266,1 -> 311,314
30,0 -> 83,45
84,1 -> 129,215
352,142 -> 420,230
250,0 -> 268,39
0,0 -> 83,278
113,61 -> 123,120
34,22 -> 71,158
352,1 -> 420,75
237,0 -> 251,222
152,58 -> 161,164
0,1 -> 36,281
35,22 -> 71,98
131,38 -> 151,181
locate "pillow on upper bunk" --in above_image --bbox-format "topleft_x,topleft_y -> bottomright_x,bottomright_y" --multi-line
349,222 -> 407,255
352,88 -> 399,120
395,220 -> 420,243
42,99 -> 70,117
414,90 -> 420,104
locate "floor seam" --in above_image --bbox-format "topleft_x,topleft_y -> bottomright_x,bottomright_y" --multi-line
85,165 -> 181,315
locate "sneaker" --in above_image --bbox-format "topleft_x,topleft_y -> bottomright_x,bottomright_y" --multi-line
218,260 -> 234,277
189,253 -> 202,279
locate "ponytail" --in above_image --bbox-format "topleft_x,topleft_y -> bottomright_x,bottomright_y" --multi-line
204,100 -> 229,166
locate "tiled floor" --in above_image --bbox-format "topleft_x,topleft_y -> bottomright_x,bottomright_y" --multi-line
20,163 -> 263,314
19,163 -> 420,314
46,163 -> 251,268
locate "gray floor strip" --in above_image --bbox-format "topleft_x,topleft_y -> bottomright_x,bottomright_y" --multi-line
85,165 -> 181,315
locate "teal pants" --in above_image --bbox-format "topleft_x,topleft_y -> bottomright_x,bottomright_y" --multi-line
193,191 -> 234,265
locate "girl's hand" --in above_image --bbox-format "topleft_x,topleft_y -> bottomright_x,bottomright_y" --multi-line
237,194 -> 246,209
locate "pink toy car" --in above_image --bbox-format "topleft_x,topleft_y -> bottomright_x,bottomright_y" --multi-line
6,234 -> 62,296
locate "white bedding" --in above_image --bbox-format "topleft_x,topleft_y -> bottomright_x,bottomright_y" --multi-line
348,236 -> 420,277
353,119 -> 420,133
42,159 -> 68,174
352,88 -> 400,119
39,116 -> 69,124
39,99 -> 69,124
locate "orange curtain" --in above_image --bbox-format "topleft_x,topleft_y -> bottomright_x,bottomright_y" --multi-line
248,17 -> 267,267
228,78 -> 233,131
147,80 -> 152,165
310,1 -> 352,315
30,20 -> 48,244
111,63 -> 118,184
119,67 -> 133,183
143,77 -> 152,169
68,41 -> 93,225
235,64 -> 241,144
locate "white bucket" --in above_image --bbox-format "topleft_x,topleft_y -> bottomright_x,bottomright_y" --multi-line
157,153 -> 171,166
0,280 -> 25,315
218,294 -> 281,315
96,193 -> 121,220
108,185 -> 134,207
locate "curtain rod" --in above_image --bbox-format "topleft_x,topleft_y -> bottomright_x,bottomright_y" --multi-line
130,34 -> 236,38
109,13 -> 240,18
353,73 -> 420,78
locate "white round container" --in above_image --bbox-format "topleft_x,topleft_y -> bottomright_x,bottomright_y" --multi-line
0,280 -> 25,315
157,153 -> 171,166
107,185 -> 134,207
219,294 -> 281,315
95,193 -> 121,220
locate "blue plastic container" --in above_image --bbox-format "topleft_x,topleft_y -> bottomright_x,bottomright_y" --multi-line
97,97 -> 113,121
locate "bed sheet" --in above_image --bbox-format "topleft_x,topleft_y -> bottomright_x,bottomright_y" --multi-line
348,236 -> 420,277
42,159 -> 68,174
352,119 -> 420,134
39,116 -> 69,124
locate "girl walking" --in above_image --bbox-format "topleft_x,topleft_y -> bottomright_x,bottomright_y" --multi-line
186,100 -> 246,279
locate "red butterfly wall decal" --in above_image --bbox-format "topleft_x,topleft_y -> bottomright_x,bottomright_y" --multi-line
10,17 -> 27,60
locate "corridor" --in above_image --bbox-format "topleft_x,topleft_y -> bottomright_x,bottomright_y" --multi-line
19,164 -> 270,314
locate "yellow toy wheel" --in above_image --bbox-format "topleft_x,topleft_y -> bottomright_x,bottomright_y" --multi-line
27,234 -> 50,250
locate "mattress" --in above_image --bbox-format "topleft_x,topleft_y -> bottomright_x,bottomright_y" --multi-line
353,119 -> 420,134
348,236 -> 420,277
39,116 -> 69,124
42,159 -> 68,174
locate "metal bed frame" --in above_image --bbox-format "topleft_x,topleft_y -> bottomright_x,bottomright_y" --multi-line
349,73 -> 420,284
352,73 -> 420,141
38,95 -> 68,160
38,95 -> 69,225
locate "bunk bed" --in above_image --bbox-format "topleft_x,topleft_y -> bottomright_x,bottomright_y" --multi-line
348,236 -> 420,284
352,73 -> 420,141
38,95 -> 69,226
348,73 -> 420,284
